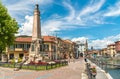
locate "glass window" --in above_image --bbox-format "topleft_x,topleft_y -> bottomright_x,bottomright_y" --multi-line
44,44 -> 49,51
40,44 -> 43,52
27,44 -> 30,49
24,44 -> 27,50
9,45 -> 14,50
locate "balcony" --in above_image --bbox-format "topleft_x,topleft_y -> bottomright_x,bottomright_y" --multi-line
15,48 -> 23,51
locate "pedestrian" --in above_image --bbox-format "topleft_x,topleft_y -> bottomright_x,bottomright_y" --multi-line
84,57 -> 87,62
15,57 -> 18,64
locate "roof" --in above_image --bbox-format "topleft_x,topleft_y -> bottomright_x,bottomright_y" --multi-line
115,41 -> 120,44
107,44 -> 115,47
15,36 -> 57,43
43,36 -> 56,43
63,40 -> 73,44
15,37 -> 32,43
15,35 -> 73,44
88,50 -> 99,54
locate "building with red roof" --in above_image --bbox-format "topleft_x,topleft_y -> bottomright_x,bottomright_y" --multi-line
6,35 -> 76,60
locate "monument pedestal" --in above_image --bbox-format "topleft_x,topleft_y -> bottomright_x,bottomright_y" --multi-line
28,54 -> 43,63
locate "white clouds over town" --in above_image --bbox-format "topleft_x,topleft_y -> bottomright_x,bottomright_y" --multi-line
5,0 -> 120,35
17,15 -> 33,36
72,34 -> 120,49
3,0 -> 120,49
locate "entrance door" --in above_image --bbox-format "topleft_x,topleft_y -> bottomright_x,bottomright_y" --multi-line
80,53 -> 83,57
19,53 -> 24,58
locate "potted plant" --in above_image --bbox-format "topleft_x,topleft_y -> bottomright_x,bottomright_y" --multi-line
90,67 -> 97,77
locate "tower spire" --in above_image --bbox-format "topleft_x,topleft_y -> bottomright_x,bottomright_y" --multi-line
35,4 -> 39,10
85,39 -> 88,51
32,4 -> 41,41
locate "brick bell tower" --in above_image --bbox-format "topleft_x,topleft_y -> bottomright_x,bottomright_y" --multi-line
29,4 -> 42,62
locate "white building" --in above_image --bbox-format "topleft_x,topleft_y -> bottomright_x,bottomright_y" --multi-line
75,40 -> 88,58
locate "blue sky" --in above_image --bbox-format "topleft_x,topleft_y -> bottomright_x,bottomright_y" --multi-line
2,0 -> 120,49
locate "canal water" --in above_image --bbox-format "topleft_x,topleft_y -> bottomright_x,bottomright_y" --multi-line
108,68 -> 120,79
107,60 -> 120,79
90,57 -> 120,79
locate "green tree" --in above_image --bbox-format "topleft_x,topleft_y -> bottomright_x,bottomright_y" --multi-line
0,2 -> 19,53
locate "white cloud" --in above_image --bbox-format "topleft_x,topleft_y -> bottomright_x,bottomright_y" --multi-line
62,0 -> 106,26
72,37 -> 88,43
42,21 -> 62,35
89,39 -> 113,49
10,0 -> 120,37
42,19 -> 78,35
4,0 -> 109,33
77,0 -> 105,17
72,34 -> 120,49
17,0 -> 107,36
17,15 -> 63,36
104,1 -> 120,16
17,15 -> 33,36
3,0 -> 53,23
75,0 -> 106,25
63,2 -> 75,21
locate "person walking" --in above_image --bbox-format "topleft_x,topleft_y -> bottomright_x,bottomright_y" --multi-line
84,57 -> 87,62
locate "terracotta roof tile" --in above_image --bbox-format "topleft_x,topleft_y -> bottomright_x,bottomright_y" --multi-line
15,37 -> 32,42
107,44 -> 115,46
63,40 -> 73,44
43,36 -> 56,43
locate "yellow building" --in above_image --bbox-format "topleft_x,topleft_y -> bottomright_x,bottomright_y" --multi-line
63,40 -> 75,58
42,36 -> 56,60
107,44 -> 116,57
56,37 -> 65,59
6,36 -> 75,60
101,48 -> 107,56
6,36 -> 31,59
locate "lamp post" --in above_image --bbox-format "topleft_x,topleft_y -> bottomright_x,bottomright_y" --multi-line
55,37 -> 58,60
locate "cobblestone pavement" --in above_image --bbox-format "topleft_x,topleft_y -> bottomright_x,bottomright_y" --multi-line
0,58 -> 85,79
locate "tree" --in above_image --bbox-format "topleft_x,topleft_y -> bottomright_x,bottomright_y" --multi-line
0,2 -> 19,54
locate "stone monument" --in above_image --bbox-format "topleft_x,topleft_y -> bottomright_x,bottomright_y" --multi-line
28,4 -> 42,63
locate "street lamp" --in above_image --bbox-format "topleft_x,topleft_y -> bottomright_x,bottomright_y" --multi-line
55,37 -> 58,60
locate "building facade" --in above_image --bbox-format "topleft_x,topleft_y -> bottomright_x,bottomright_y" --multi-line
107,44 -> 116,57
75,40 -> 88,58
6,36 -> 31,59
6,36 -> 76,60
115,41 -> 120,54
